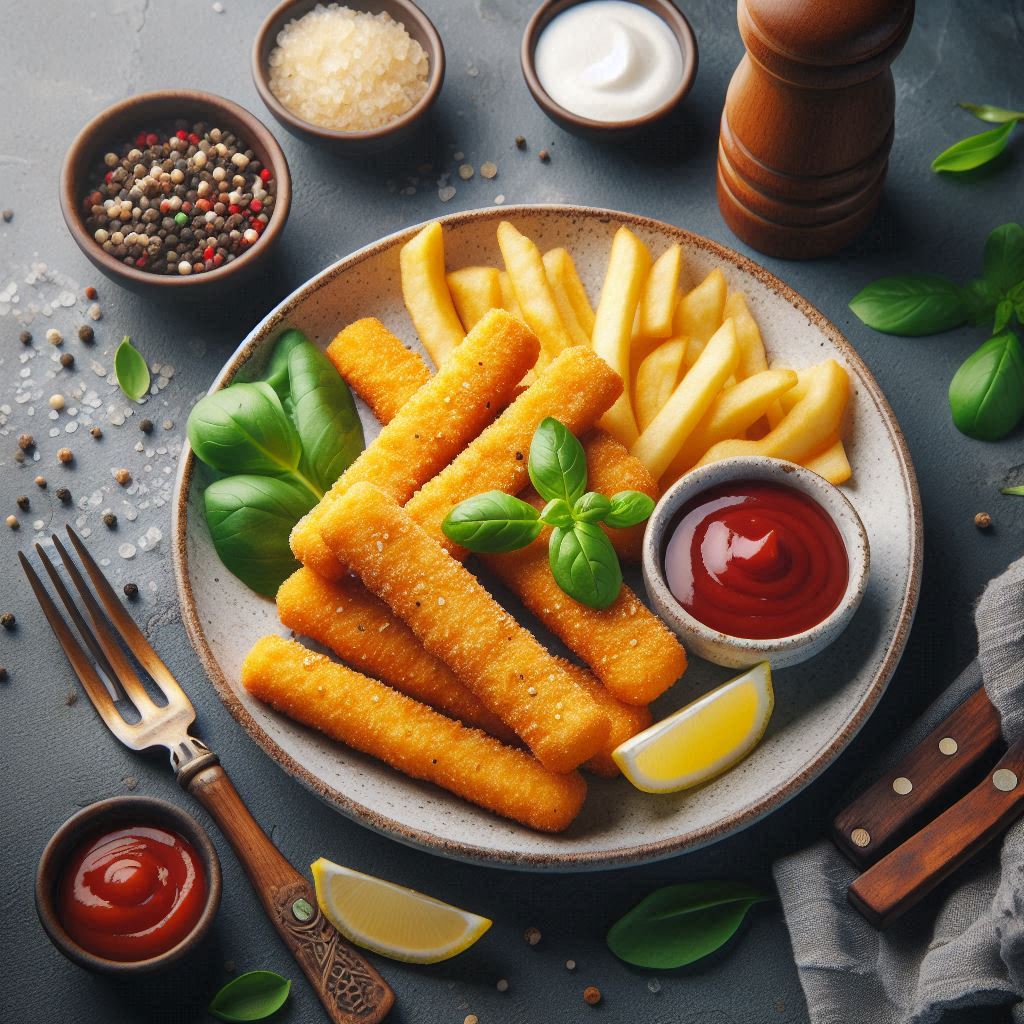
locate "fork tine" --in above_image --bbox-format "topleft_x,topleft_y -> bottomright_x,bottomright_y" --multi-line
49,535 -> 158,714
18,551 -> 133,742
65,526 -> 184,701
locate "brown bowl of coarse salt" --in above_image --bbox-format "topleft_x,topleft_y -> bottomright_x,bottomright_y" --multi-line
252,0 -> 445,155
61,90 -> 291,294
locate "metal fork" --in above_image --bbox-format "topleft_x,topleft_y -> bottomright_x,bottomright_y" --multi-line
21,527 -> 394,1024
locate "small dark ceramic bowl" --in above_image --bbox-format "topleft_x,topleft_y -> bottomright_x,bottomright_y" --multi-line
521,0 -> 698,142
36,796 -> 221,976
61,90 -> 291,294
252,0 -> 445,154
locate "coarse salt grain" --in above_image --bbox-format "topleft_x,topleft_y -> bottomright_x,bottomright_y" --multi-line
268,4 -> 430,132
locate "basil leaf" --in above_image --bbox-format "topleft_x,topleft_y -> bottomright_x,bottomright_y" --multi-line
849,275 -> 970,336
572,492 -> 612,524
964,277 -> 1004,326
549,522 -> 622,609
931,121 -> 1016,173
1002,485 -> 1024,495
983,223 -> 1024,295
188,382 -> 307,483
287,341 -> 365,492
528,417 -> 588,505
114,336 -> 151,401
948,331 -> 1024,441
994,299 -> 1015,333
263,328 -> 307,401
443,491 -> 542,553
607,882 -> 772,970
540,498 -> 574,528
203,477 -> 315,597
209,970 -> 292,1022
958,102 -> 1024,125
604,490 -> 655,528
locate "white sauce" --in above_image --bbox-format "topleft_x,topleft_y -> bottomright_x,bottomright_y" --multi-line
534,1 -> 684,123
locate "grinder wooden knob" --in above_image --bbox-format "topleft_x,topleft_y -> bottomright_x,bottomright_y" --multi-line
717,0 -> 915,260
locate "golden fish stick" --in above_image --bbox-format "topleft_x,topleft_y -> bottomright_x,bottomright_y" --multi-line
405,345 -> 622,556
291,310 -> 540,579
277,567 -> 517,743
317,482 -> 611,774
243,636 -> 587,833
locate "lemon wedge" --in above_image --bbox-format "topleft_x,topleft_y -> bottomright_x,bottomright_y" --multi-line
310,858 -> 491,963
613,662 -> 774,793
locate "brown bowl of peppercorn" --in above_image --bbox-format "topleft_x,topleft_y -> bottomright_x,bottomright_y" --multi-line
61,90 -> 291,293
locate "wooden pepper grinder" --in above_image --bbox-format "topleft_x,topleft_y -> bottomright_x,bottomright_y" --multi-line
717,0 -> 915,260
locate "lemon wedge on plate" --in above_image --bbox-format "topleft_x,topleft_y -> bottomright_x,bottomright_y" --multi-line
613,662 -> 774,793
310,858 -> 491,963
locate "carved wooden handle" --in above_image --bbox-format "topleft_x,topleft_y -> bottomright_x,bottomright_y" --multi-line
848,738 -> 1024,929
187,763 -> 394,1024
832,688 -> 1002,868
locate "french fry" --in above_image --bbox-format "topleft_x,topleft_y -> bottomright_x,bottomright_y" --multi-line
543,248 -> 595,335
405,346 -> 622,557
400,221 -> 466,367
638,244 -> 683,339
634,338 -> 687,433
326,318 -> 431,423
592,226 -> 652,446
672,268 -> 727,357
316,482 -> 612,774
497,221 -> 576,361
695,359 -> 850,469
243,635 -> 587,833
497,270 -> 524,319
803,437 -> 852,485
723,291 -> 769,379
544,263 -> 591,346
291,310 -> 539,579
446,266 -> 504,333
660,368 -> 799,486
631,319 -> 741,479
277,567 -> 516,743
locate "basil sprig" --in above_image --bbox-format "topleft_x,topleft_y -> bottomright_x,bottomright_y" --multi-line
948,331 -> 1024,441
114,336 -> 151,400
932,100 -> 1023,173
442,417 -> 655,609
208,970 -> 291,1022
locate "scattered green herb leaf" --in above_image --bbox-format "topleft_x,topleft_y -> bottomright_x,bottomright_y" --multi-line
441,491 -> 543,552
209,970 -> 292,1023
607,882 -> 772,970
549,521 -> 622,610
958,101 -> 1024,125
932,120 -> 1015,173
983,223 -> 1024,295
528,416 -> 588,505
540,498 -> 575,528
948,331 -> 1024,441
848,276 -> 970,336
604,490 -> 657,528
114,336 -> 151,401
572,491 -> 612,524
1001,485 -> 1024,495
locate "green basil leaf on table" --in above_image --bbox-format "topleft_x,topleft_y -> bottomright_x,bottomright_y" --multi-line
203,476 -> 316,597
571,491 -> 612,524
983,223 -> 1024,295
548,521 -> 622,610
948,331 -> 1024,441
540,498 -> 575,528
287,341 -> 365,492
603,490 -> 656,528
1002,485 -> 1024,496
931,120 -> 1016,173
994,299 -> 1015,333
607,881 -> 772,970
262,328 -> 307,401
442,491 -> 542,553
528,416 -> 588,505
114,336 -> 151,401
958,101 -> 1024,125
208,970 -> 292,1023
964,277 -> 1004,326
848,275 -> 970,336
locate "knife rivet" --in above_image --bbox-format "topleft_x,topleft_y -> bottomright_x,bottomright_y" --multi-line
292,897 -> 314,922
993,769 -> 1018,793
892,776 -> 913,795
850,827 -> 871,848
939,737 -> 958,756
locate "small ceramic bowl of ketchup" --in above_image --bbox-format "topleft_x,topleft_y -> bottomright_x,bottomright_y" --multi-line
643,457 -> 870,670
36,796 -> 221,975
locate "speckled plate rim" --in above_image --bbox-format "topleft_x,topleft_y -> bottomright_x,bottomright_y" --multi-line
171,204 -> 923,871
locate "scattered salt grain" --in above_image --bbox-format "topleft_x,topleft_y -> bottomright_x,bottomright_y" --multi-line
438,186 -> 457,203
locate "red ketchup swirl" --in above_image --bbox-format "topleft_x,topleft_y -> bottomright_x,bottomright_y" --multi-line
663,480 -> 849,640
58,825 -> 206,961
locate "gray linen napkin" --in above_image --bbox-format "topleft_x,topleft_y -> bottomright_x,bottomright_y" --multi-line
773,554 -> 1024,1024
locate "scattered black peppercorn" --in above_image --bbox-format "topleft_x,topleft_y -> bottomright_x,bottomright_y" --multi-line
0,612 -> 15,630
1,209 -> 12,222
59,352 -> 75,368
15,495 -> 29,510
103,512 -> 117,528
19,330 -> 32,345
975,512 -> 992,530
123,582 -> 139,598
515,135 -> 527,149
140,418 -> 154,434
90,426 -> 103,439
56,487 -> 71,504
77,324 -> 95,344
18,433 -> 34,450
0,667 -> 8,682
539,149 -> 551,163
13,450 -> 24,463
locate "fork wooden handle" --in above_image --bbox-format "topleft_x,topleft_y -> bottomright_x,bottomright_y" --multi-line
186,763 -> 394,1024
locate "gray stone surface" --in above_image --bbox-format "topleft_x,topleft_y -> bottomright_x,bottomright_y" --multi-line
1,1 -> 1021,1021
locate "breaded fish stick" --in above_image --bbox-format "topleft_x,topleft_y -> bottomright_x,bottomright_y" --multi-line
291,310 -> 539,579
325,318 -> 431,423
277,567 -> 517,743
243,636 -> 586,832
317,482 -> 611,774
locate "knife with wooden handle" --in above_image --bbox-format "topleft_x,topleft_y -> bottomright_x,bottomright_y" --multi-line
848,737 -> 1024,929
832,688 -> 1002,868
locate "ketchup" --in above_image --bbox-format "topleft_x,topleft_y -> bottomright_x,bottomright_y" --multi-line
663,480 -> 848,640
58,825 -> 206,961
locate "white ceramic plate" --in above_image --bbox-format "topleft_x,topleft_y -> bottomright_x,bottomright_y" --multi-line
172,205 -> 922,870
